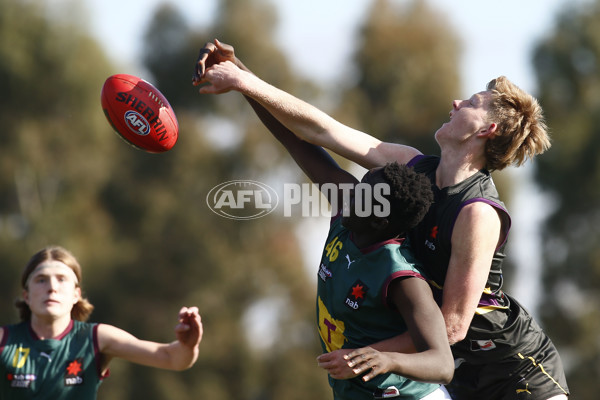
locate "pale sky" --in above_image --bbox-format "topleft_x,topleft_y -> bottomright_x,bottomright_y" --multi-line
80,0 -> 582,96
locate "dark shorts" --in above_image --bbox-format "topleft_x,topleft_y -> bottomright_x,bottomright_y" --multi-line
446,333 -> 569,400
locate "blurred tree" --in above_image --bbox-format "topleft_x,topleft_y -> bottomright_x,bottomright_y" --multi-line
335,0 -> 462,156
95,1 -> 330,399
0,0 -> 327,399
532,0 -> 600,397
0,0 -> 125,319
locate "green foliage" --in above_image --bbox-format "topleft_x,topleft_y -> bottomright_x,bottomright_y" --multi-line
0,0 -> 119,307
336,0 -> 461,156
96,1 -> 330,399
532,0 -> 600,397
0,0 -> 328,399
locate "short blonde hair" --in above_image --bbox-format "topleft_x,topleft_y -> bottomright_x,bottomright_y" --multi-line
484,76 -> 551,171
15,246 -> 94,321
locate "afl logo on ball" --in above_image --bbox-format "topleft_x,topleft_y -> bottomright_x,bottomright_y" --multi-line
124,110 -> 150,136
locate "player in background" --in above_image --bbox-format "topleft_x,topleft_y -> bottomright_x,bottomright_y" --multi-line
195,46 -> 454,399
193,40 -> 569,399
0,245 -> 203,400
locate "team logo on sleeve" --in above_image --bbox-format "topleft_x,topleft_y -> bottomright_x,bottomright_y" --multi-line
318,263 -> 333,282
344,280 -> 369,310
64,358 -> 84,386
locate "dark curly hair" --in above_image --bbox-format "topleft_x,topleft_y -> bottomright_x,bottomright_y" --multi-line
381,162 -> 434,234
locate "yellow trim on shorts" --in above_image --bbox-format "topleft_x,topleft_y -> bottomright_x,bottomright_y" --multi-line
517,353 -> 569,395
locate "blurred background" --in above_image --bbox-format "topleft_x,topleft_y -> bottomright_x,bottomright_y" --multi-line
1,0 -> 599,398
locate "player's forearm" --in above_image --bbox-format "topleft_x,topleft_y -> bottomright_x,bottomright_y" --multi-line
385,350 -> 454,384
236,71 -> 340,147
368,332 -> 416,354
162,341 -> 199,371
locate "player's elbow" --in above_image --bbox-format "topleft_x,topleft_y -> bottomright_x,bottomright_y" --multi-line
429,347 -> 455,384
446,317 -> 471,346
447,331 -> 466,346
438,356 -> 455,385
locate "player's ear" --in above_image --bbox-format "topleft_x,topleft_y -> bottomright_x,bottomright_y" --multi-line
73,286 -> 82,305
22,289 -> 29,304
478,123 -> 497,138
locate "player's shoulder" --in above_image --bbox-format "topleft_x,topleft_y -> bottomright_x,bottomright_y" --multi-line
376,142 -> 423,166
459,200 -> 501,221
0,324 -> 15,347
0,324 -> 18,345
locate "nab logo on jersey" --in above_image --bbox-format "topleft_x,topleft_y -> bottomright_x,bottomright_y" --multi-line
424,225 -> 438,251
64,358 -> 84,386
344,280 -> 369,310
124,110 -> 150,136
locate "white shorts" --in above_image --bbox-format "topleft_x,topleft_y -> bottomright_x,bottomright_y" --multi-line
420,385 -> 452,400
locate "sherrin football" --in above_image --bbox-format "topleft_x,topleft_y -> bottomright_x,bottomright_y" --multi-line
101,74 -> 178,153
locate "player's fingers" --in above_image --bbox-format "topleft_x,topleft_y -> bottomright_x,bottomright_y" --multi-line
345,347 -> 369,359
180,306 -> 199,315
193,58 -> 208,83
178,306 -> 191,318
197,83 -> 218,94
193,43 -> 216,82
350,358 -> 369,373
346,351 -> 371,368
178,307 -> 198,325
316,358 -> 330,368
214,39 -> 234,56
174,322 -> 191,333
361,364 -> 382,382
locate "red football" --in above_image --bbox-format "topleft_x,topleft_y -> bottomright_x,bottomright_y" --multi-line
101,74 -> 178,153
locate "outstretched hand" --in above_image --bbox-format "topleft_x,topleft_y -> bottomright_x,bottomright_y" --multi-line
192,39 -> 236,86
174,306 -> 203,350
197,61 -> 248,95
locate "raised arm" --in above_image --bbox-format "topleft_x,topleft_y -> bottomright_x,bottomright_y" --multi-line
193,40 -> 422,170
245,96 -> 359,193
345,277 -> 454,384
98,306 -> 202,373
194,40 -> 355,190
